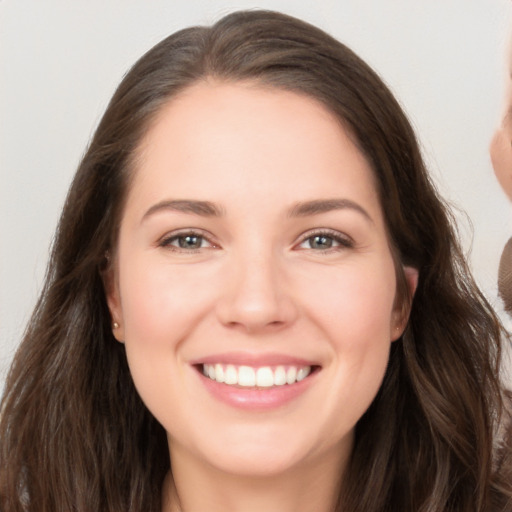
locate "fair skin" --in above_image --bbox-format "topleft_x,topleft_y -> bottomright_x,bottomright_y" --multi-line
106,81 -> 417,512
491,40 -> 512,200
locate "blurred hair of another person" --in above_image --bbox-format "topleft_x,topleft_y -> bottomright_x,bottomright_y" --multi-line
491,36 -> 512,316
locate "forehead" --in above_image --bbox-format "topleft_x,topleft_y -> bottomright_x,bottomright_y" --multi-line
127,81 -> 382,221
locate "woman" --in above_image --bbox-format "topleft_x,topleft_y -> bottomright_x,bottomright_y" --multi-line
1,10 -> 511,512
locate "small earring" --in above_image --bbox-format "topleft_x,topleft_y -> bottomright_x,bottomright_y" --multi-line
112,321 -> 120,330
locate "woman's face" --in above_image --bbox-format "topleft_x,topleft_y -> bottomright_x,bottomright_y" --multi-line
107,82 -> 416,478
490,46 -> 512,200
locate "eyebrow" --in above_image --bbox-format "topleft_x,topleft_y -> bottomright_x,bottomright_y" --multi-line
142,199 -> 224,222
287,198 -> 373,223
141,197 -> 373,224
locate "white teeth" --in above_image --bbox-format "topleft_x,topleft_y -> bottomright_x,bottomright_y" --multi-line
256,367 -> 274,387
286,366 -> 297,385
201,364 -> 313,387
238,366 -> 256,386
214,363 -> 225,383
296,367 -> 311,381
224,365 -> 237,385
274,366 -> 287,386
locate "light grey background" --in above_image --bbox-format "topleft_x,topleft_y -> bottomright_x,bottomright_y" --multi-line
1,0 -> 511,387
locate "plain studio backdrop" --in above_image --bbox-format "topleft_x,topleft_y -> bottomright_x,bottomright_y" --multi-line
1,0 -> 512,390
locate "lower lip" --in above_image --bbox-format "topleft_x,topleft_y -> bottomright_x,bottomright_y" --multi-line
197,369 -> 317,410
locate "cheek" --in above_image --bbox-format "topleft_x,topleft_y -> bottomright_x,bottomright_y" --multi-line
317,262 -> 396,359
117,256 -> 218,351
325,271 -> 394,383
303,263 -> 395,441
303,261 -> 396,340
115,258 -> 220,425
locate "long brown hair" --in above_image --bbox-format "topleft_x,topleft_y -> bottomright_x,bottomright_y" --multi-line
1,10 -> 510,512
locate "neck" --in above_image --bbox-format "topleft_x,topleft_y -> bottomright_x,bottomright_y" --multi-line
162,444 -> 348,512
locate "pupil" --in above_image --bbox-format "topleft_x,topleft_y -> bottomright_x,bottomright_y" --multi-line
179,235 -> 201,248
311,235 -> 332,249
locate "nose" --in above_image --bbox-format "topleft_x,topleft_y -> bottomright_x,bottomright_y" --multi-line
216,248 -> 298,333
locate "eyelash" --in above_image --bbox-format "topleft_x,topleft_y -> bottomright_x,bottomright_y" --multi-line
157,228 -> 354,253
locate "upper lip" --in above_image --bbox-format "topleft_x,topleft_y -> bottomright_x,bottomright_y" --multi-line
189,352 -> 321,367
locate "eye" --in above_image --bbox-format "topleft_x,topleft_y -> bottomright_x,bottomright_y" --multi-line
297,230 -> 353,251
158,230 -> 216,251
306,234 -> 335,250
174,234 -> 206,249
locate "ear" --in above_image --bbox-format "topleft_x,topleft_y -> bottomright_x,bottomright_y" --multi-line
391,265 -> 419,341
102,262 -> 125,343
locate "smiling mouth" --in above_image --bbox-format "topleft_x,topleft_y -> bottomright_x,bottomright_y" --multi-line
197,363 -> 319,388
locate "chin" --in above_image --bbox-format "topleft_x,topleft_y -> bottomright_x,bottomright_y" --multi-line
202,444 -> 313,478
171,421 -> 352,479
